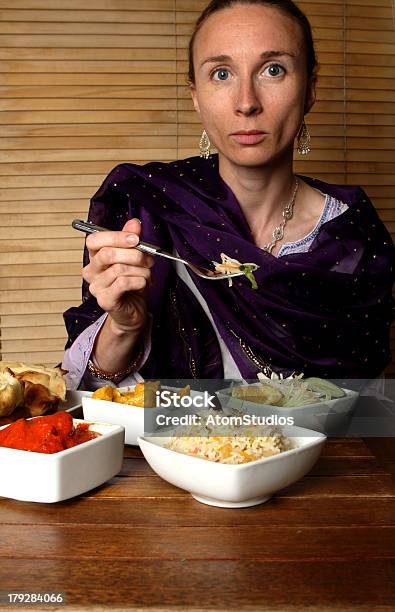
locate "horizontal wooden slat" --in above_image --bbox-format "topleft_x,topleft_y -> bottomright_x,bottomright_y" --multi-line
0,135 -> 177,149
346,29 -> 395,44
0,47 -> 177,60
348,91 -> 395,102
0,149 -> 176,163
1,524 -> 394,559
0,238 -> 84,254
1,73 -> 177,85
0,351 -> 65,364
1,325 -> 66,340
0,34 -> 176,48
0,300 -> 78,315
347,17 -> 395,31
347,53 -> 395,67
0,251 -> 82,264
346,5 -> 393,18
0,275 -> 80,289
0,186 -> 93,200
347,41 -> 395,55
347,77 -> 395,90
1,61 -> 176,74
1,494 -> 393,525
1,313 -> 66,327
0,10 -> 174,23
0,22 -> 175,35
0,0 -> 174,8
347,114 -> 395,126
0,109 -> 176,123
0,263 -> 81,279
2,337 -> 67,352
0,199 -> 90,212
0,288 -> 81,303
0,123 -> 177,137
0,86 -> 178,101
0,174 -> 97,187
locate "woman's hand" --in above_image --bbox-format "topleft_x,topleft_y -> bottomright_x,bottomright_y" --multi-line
83,218 -> 154,335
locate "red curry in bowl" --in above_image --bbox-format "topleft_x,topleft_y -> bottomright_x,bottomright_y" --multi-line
0,411 -> 100,454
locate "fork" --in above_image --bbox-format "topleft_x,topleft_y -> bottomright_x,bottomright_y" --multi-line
72,219 -> 245,281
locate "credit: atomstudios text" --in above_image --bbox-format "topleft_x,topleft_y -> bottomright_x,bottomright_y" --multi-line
153,390 -> 295,427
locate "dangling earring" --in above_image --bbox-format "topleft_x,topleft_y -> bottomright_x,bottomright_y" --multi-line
297,121 -> 311,155
199,129 -> 211,159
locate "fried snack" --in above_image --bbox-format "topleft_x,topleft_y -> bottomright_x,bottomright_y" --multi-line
0,361 -> 66,400
22,380 -> 60,417
92,381 -> 162,408
118,381 -> 160,408
91,385 -> 116,402
0,368 -> 24,417
119,383 -> 145,407
231,383 -> 284,406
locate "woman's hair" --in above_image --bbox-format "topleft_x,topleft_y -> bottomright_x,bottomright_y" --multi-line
187,0 -> 318,84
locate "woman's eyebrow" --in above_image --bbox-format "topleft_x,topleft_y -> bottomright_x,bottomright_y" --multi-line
261,50 -> 295,59
200,54 -> 231,68
200,50 -> 295,68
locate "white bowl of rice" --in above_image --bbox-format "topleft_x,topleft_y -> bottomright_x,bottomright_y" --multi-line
138,413 -> 326,508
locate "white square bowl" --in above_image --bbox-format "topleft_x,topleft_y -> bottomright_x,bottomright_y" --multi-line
82,387 -> 203,445
82,395 -> 160,446
216,384 -> 359,434
138,425 -> 326,508
0,418 -> 125,503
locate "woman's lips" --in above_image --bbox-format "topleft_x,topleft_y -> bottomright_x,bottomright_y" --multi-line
231,131 -> 267,145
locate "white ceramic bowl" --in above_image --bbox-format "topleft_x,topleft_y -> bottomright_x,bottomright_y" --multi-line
138,425 -> 326,508
0,418 -> 124,503
82,387 -> 204,445
82,395 -> 160,446
216,384 -> 359,434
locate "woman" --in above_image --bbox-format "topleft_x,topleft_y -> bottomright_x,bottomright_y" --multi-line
63,0 -> 394,389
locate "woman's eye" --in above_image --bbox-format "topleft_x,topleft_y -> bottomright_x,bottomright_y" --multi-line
212,68 -> 230,81
264,64 -> 285,77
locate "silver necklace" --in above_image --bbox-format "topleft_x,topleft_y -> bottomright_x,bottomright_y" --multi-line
262,178 -> 299,254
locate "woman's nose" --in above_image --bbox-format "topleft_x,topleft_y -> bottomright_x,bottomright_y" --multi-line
235,78 -> 262,116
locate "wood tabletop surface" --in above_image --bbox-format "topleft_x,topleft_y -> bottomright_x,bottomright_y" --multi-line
0,432 -> 394,611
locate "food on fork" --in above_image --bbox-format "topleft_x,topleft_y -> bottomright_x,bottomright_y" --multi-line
212,253 -> 259,288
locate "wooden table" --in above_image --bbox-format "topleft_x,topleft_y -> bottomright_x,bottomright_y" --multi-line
0,434 -> 394,611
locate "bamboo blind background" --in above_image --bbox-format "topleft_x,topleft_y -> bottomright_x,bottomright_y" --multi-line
0,0 -> 394,375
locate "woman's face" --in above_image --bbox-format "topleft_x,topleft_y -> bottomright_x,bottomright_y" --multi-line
190,4 -> 316,169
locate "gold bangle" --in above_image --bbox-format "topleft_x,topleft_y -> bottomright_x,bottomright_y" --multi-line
88,344 -> 144,384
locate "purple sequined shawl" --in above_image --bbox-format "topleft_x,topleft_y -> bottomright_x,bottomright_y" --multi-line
64,155 -> 394,380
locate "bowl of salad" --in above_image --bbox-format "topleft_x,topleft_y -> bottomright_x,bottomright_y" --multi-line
216,376 -> 359,434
